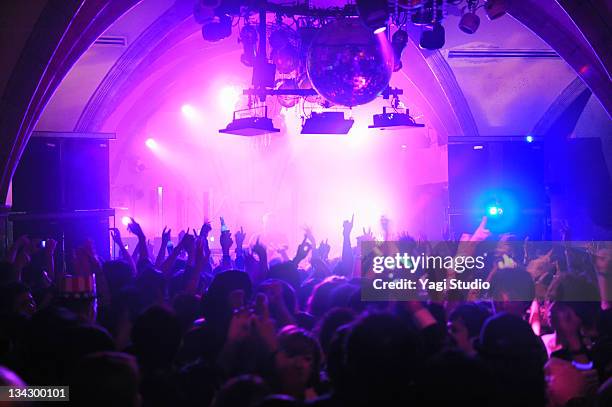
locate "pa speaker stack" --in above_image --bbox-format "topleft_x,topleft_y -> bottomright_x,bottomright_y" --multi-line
10,132 -> 115,264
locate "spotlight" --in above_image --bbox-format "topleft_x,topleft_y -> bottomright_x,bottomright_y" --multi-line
459,1 -> 480,34
301,112 -> 354,134
368,107 -> 425,129
145,138 -> 158,150
525,135 -> 534,143
181,104 -> 199,120
419,22 -> 445,50
121,216 -> 131,226
356,0 -> 389,33
485,0 -> 507,20
219,86 -> 241,114
391,29 -> 408,72
239,25 -> 258,67
487,205 -> 504,217
201,14 -> 232,42
219,106 -> 280,136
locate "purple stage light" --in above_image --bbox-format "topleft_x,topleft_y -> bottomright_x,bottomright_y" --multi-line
219,86 -> 241,113
145,138 -> 158,150
121,216 -> 131,226
181,104 -> 199,120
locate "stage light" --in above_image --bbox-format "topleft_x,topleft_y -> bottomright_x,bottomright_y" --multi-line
485,0 -> 507,20
525,135 -> 534,143
181,104 -> 199,120
145,138 -> 158,150
391,29 -> 408,72
239,25 -> 258,67
121,216 -> 131,226
473,145 -> 484,150
219,106 -> 280,136
487,205 -> 504,217
271,45 -> 299,74
368,107 -> 425,129
219,86 -> 241,114
201,14 -> 232,42
419,22 -> 445,50
356,0 -> 389,33
459,1 -> 480,34
301,112 -> 354,134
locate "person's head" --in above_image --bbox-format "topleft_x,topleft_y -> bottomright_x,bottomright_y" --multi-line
448,303 -> 491,355
56,274 -> 98,322
0,281 -> 35,316
307,276 -> 346,319
71,352 -> 140,407
490,267 -> 535,316
477,313 -> 547,407
172,293 -> 201,333
419,349 -> 494,406
344,312 -> 422,404
131,305 -> 181,371
273,326 -> 322,399
257,279 -> 297,316
211,375 -> 271,407
314,307 -> 356,357
268,261 -> 301,290
135,267 -> 166,307
549,302 -> 582,340
103,260 -> 135,298
201,270 -> 252,331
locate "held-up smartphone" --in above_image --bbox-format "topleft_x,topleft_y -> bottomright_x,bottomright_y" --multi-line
220,216 -> 229,233
39,240 -> 46,249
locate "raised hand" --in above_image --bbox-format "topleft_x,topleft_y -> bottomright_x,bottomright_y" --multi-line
357,227 -> 375,242
235,226 -> 246,249
200,221 -> 212,237
110,228 -> 123,246
343,214 -> 354,237
252,238 -> 267,261
160,227 -> 171,243
317,239 -> 331,261
127,218 -> 145,240
470,216 -> 491,242
220,231 -> 234,255
293,236 -> 312,264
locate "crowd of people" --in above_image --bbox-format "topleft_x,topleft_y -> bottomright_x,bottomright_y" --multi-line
1,215 -> 611,407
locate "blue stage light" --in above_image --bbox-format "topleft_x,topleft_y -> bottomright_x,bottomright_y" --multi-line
525,135 -> 533,143
487,205 -> 504,217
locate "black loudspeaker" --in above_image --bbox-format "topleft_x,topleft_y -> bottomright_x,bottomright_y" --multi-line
12,138 -> 63,212
555,138 -> 612,239
12,134 -> 110,212
448,138 -> 549,239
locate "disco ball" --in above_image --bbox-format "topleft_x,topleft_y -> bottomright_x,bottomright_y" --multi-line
306,18 -> 392,107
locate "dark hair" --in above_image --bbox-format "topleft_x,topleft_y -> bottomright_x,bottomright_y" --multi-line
490,267 -> 535,302
449,303 -> 491,338
131,305 -> 181,370
211,374 -> 271,407
276,326 -> 322,387
70,352 -> 140,407
314,307 -> 355,356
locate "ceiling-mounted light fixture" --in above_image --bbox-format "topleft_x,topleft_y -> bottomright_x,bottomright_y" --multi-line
391,29 -> 408,71
484,0 -> 507,20
356,0 -> 389,33
459,1 -> 480,34
239,25 -> 258,67
202,13 -> 232,42
369,107 -> 424,130
419,22 -> 445,50
219,106 -> 280,136
301,112 -> 354,134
